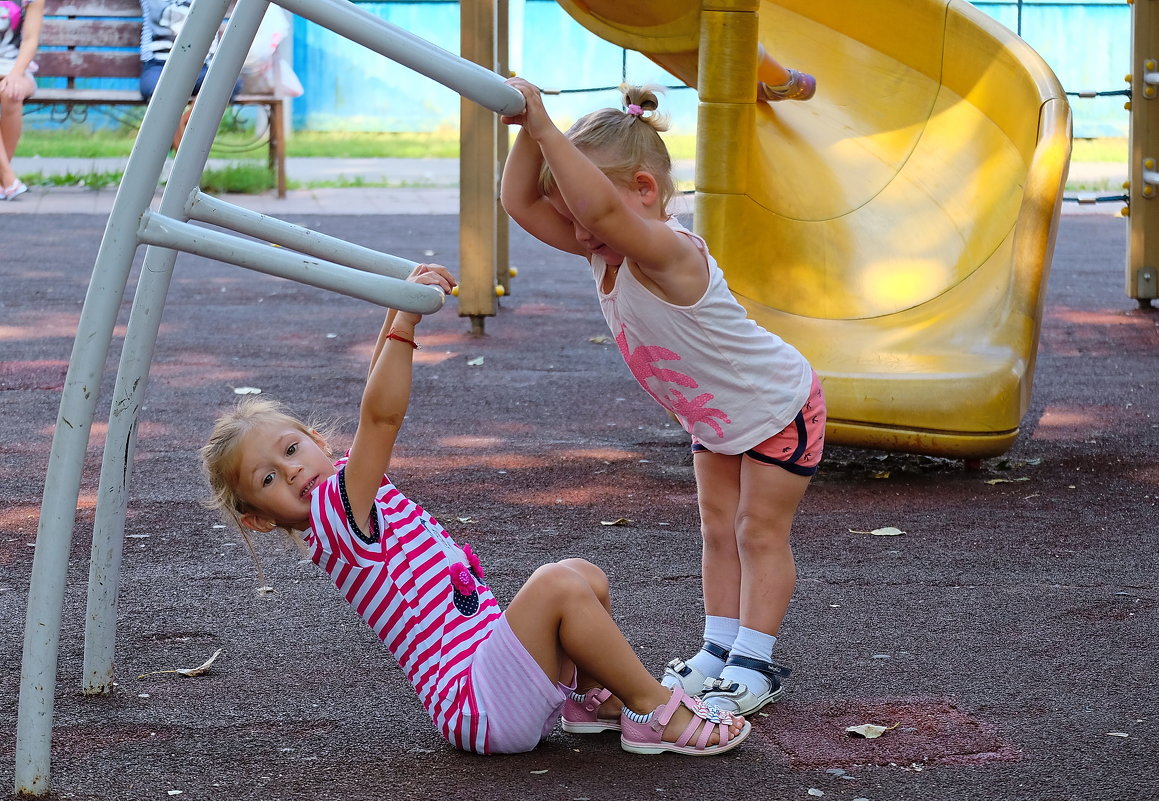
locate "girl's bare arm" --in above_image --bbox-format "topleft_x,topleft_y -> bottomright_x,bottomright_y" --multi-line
501,121 -> 588,257
342,265 -> 455,525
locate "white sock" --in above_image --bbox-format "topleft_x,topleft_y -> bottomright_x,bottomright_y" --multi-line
729,626 -> 776,662
684,616 -> 737,679
703,615 -> 739,652
720,627 -> 777,694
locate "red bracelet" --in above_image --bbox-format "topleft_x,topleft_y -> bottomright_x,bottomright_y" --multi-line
386,329 -> 419,349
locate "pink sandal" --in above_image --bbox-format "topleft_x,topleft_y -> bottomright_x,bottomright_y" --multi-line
620,686 -> 751,756
561,687 -> 622,734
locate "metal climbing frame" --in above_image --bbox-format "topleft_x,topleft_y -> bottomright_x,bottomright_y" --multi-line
13,0 -> 523,794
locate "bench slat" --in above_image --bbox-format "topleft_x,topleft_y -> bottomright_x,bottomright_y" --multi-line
44,0 -> 142,17
40,19 -> 141,49
37,51 -> 140,79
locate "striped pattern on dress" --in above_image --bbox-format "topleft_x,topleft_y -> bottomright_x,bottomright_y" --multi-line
304,462 -> 501,753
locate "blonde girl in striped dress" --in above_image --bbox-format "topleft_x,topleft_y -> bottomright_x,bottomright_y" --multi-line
200,263 -> 750,757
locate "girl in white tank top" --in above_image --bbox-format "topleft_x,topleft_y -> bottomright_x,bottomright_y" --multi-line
502,75 -> 826,717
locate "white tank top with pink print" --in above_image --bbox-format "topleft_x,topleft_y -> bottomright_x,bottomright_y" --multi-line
592,218 -> 813,456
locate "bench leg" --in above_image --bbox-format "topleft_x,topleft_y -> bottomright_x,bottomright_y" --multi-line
269,99 -> 286,198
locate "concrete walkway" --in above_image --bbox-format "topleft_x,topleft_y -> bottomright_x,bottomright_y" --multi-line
0,156 -> 1128,216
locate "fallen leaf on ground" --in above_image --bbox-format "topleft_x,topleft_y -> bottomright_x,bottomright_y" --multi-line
138,648 -> 224,679
588,336 -> 611,344
846,722 -> 900,739
232,386 -> 262,395
985,477 -> 1030,485
848,526 -> 905,536
600,518 -> 632,526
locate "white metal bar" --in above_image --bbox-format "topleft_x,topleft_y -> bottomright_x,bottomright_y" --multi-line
18,1 -> 501,794
187,190 -> 418,278
137,211 -> 447,313
81,0 -> 274,699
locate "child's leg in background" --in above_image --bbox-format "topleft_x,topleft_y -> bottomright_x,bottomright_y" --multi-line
756,43 -> 792,88
503,559 -> 746,745
756,43 -> 816,101
1,71 -> 34,160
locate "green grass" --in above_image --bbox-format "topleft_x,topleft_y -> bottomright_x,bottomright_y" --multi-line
1071,137 -> 1127,163
200,163 -> 275,195
18,124 -> 701,161
18,126 -> 466,160
15,125 -> 1127,194
18,169 -> 124,190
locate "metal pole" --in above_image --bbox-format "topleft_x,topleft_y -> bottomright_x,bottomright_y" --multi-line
81,0 -> 272,698
187,191 -> 418,278
136,211 -> 446,312
14,1 -> 231,794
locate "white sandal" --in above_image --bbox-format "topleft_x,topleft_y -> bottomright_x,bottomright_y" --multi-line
2,179 -> 28,200
660,641 -> 729,696
701,656 -> 793,715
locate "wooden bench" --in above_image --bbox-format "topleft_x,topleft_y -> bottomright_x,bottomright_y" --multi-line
30,0 -> 287,197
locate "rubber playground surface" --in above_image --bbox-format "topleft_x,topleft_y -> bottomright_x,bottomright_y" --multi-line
0,206 -> 1154,800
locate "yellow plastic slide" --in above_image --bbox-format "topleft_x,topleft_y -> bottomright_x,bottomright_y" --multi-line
554,0 -> 1072,458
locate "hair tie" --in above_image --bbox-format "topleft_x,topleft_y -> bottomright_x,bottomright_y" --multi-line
626,103 -> 644,117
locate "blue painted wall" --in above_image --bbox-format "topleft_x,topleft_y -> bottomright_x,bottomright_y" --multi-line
289,0 -> 1129,138
288,0 -> 699,134
975,0 -> 1128,137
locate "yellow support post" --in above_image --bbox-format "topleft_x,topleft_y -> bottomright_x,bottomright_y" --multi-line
460,0 -> 503,332
1129,0 -> 1159,307
496,0 -> 512,297
694,2 -> 758,261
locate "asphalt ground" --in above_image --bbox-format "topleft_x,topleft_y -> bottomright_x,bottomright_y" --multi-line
0,186 -> 1155,801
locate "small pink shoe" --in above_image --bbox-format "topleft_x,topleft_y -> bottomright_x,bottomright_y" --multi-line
561,687 -> 622,734
619,686 -> 751,756
758,69 -> 817,102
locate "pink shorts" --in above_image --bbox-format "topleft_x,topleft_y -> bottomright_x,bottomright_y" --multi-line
692,371 -> 826,476
467,613 -> 574,754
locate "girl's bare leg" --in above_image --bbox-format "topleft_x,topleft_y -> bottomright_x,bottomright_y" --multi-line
504,559 -> 746,743
735,459 -> 811,635
694,452 -> 743,620
695,452 -> 810,636
0,139 -> 16,189
757,44 -> 792,87
1,73 -> 35,161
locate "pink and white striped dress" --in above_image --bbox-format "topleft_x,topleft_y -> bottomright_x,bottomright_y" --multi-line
303,457 -> 501,752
